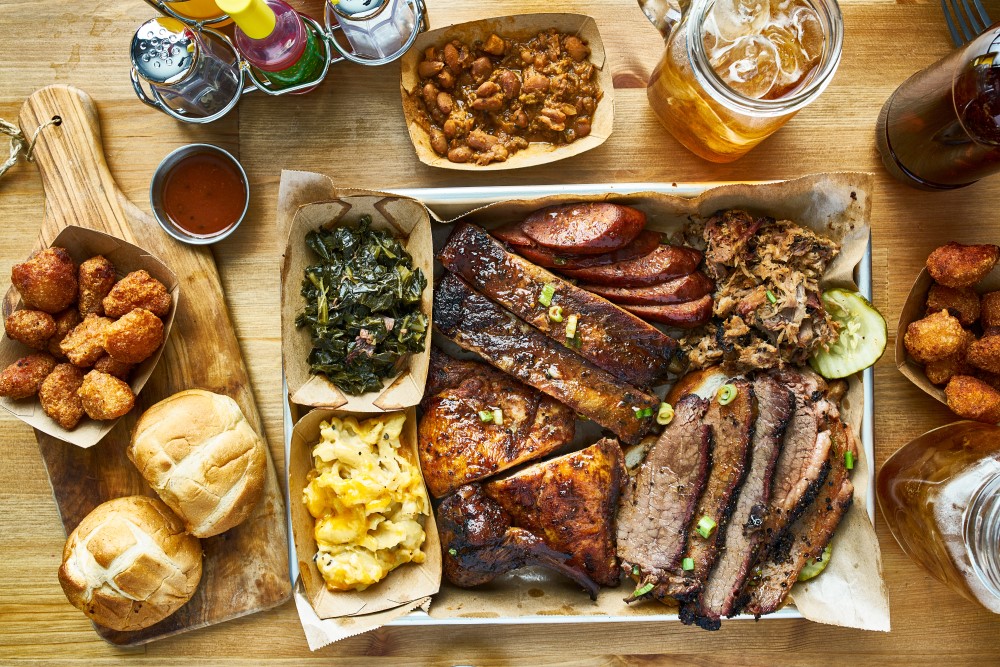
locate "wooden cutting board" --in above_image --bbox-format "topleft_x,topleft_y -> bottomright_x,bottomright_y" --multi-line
7,85 -> 292,646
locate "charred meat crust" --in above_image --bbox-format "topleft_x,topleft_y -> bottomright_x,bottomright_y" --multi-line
433,273 -> 660,444
439,223 -> 678,387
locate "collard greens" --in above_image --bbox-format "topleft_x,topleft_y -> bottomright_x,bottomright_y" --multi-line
296,216 -> 428,394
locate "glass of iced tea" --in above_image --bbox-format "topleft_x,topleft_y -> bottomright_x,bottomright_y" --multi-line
641,0 -> 843,162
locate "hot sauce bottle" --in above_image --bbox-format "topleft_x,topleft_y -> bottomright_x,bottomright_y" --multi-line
216,0 -> 326,92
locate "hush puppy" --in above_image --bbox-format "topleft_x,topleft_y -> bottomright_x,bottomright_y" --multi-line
38,363 -> 85,429
77,255 -> 117,316
93,355 -> 134,381
102,270 -> 171,318
78,370 -> 134,421
924,330 -> 975,386
904,310 -> 967,364
926,284 -> 981,326
981,291 -> 1000,331
104,309 -> 164,364
927,242 -> 1000,288
60,314 -> 113,367
945,375 -> 1000,424
967,335 -> 1000,375
11,247 -> 78,313
0,353 -> 57,399
4,310 -> 56,350
47,309 -> 82,359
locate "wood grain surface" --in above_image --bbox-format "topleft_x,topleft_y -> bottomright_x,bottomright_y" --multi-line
6,85 -> 291,646
1,0 -> 999,664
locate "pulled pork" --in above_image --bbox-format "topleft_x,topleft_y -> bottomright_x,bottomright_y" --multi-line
681,210 -> 840,372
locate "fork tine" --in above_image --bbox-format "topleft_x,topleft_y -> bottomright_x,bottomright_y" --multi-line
970,0 -> 993,31
942,0 -> 966,45
952,0 -> 978,42
959,0 -> 987,34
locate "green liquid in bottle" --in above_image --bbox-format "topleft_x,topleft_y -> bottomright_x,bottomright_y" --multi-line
258,29 -> 325,90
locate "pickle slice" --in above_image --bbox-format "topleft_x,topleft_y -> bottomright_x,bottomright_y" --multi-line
798,544 -> 833,582
809,289 -> 887,379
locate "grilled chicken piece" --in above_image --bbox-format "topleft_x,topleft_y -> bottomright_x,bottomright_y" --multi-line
438,484 -> 599,599
434,274 -> 660,444
681,375 -> 794,629
736,415 -> 857,616
664,378 -> 757,602
617,395 -> 712,594
439,223 -> 678,388
483,439 -> 626,587
419,350 -> 575,498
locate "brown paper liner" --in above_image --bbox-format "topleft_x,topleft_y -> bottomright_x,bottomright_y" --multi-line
0,226 -> 179,448
278,171 -> 890,633
399,13 -> 614,171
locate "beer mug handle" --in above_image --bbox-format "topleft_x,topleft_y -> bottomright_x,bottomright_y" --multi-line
638,0 -> 684,41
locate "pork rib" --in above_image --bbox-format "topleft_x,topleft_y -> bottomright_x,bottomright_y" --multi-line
433,273 -> 660,444
439,223 -> 678,387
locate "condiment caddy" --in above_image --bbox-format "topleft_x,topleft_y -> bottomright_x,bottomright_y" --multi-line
131,0 -> 429,124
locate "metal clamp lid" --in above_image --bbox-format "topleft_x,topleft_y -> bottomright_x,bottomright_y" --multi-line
131,17 -> 200,86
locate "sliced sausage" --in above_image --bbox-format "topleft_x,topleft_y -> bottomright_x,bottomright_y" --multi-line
560,245 -> 703,287
491,222 -> 535,248
517,230 -> 663,270
521,203 -> 646,255
581,272 -> 715,305
622,295 -> 713,328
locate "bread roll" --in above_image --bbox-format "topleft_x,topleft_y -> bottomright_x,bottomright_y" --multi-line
58,496 -> 202,631
128,389 -> 266,538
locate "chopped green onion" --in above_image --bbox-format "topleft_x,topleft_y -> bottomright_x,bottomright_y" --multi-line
634,406 -> 654,419
492,408 -> 504,426
656,402 -> 674,426
696,515 -> 717,539
566,314 -> 579,339
633,582 -> 654,597
548,305 -> 563,322
681,557 -> 694,571
632,565 -> 640,576
478,410 -> 494,423
766,289 -> 777,304
554,257 -> 567,266
539,283 -> 556,307
448,548 -> 457,556
845,451 -> 855,470
717,383 -> 738,406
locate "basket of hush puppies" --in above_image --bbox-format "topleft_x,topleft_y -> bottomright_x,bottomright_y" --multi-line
0,227 -> 178,447
897,241 -> 1000,422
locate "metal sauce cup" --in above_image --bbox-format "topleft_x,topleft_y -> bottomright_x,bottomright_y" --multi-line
150,143 -> 249,245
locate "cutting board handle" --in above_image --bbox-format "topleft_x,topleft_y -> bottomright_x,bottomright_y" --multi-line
18,85 -> 136,242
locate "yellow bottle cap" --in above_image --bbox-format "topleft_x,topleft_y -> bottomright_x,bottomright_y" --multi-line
214,0 -> 276,40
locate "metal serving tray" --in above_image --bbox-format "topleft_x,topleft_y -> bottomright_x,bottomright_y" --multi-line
282,182 -> 875,626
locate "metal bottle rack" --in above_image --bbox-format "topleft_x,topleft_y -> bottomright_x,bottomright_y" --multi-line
133,0 -> 429,124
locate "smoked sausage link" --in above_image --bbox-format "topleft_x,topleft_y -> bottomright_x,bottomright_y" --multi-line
521,203 -> 646,255
622,295 -> 714,328
561,245 -> 703,287
581,272 -> 714,305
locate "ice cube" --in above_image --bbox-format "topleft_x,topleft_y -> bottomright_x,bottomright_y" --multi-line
791,4 -> 824,64
709,34 -> 779,99
763,24 -> 804,88
710,0 -> 771,41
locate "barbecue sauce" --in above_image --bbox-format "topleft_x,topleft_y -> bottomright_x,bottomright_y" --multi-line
162,152 -> 246,237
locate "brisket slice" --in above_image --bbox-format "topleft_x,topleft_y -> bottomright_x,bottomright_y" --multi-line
434,273 -> 659,444
617,395 -> 712,585
735,414 -> 858,617
439,223 -> 677,387
759,369 -> 833,551
660,378 -> 757,602
680,375 -> 794,629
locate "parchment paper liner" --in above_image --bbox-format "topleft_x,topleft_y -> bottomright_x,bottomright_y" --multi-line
288,407 -> 441,650
0,226 -> 179,448
281,195 -> 433,412
399,13 -> 614,171
895,265 -> 1000,408
277,170 -> 890,633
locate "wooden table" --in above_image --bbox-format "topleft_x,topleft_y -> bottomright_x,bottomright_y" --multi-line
1,0 -> 998,663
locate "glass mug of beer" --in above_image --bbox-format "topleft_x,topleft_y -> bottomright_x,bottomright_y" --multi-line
639,0 -> 844,162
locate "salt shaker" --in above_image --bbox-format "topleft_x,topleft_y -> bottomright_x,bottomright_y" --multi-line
131,18 -> 242,119
326,0 -> 418,60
